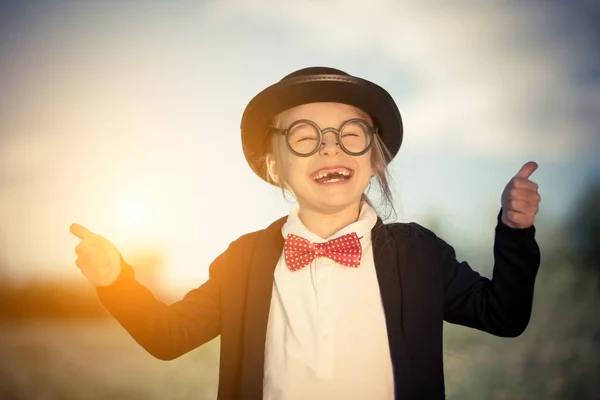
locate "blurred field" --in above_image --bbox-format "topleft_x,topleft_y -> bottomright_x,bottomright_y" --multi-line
1,261 -> 598,400
0,320 -> 220,400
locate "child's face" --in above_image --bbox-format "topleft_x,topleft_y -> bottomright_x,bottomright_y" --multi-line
269,102 -> 374,212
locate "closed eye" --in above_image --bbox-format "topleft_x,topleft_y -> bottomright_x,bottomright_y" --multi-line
297,137 -> 318,142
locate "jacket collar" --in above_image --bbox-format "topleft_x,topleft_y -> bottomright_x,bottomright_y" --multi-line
371,217 -> 412,393
239,216 -> 286,398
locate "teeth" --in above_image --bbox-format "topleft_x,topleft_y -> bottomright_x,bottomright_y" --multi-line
313,169 -> 352,180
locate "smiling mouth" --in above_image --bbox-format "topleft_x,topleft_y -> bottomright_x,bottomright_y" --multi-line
310,167 -> 354,184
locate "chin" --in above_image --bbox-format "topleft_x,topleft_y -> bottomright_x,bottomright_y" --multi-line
292,175 -> 370,212
307,190 -> 364,212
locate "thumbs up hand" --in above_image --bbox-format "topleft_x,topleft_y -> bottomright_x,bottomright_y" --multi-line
70,223 -> 122,287
500,161 -> 542,229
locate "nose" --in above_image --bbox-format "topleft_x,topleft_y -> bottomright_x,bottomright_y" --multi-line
318,131 -> 339,156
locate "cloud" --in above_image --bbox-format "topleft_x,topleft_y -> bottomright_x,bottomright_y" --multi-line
207,0 -> 600,161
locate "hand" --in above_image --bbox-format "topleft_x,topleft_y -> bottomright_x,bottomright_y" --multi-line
501,161 -> 541,229
70,223 -> 122,287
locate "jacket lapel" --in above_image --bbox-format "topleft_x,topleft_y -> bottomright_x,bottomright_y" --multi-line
239,217 -> 286,399
372,218 -> 413,396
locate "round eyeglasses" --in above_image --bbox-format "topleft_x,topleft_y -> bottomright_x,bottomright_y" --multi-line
267,118 -> 377,157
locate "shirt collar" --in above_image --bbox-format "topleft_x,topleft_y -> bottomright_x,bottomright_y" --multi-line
281,202 -> 378,243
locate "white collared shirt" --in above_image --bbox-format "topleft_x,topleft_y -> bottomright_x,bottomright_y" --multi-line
263,203 -> 395,399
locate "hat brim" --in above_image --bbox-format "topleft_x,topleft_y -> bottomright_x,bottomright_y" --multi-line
240,74 -> 403,182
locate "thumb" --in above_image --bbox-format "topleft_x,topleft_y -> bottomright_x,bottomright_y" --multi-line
515,161 -> 538,180
70,223 -> 92,240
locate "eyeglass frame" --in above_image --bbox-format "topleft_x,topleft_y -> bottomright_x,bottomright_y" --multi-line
266,118 -> 378,157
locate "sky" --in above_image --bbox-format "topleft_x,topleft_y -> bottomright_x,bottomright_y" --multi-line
0,1 -> 599,292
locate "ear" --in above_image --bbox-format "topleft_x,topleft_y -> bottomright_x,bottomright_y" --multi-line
265,153 -> 280,185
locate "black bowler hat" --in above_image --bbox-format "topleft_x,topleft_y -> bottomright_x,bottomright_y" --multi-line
240,67 -> 403,182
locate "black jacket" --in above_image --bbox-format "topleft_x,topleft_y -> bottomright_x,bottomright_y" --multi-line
96,208 -> 540,399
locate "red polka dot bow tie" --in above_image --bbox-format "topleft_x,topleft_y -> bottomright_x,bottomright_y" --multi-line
284,232 -> 362,272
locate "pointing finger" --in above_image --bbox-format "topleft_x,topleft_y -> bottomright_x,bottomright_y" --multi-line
70,223 -> 92,240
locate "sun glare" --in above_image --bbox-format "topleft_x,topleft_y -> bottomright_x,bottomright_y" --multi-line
119,195 -> 149,228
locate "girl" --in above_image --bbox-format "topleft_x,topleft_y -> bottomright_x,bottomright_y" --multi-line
70,67 -> 542,399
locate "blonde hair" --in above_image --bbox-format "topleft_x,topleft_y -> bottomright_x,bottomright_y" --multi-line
258,107 -> 397,220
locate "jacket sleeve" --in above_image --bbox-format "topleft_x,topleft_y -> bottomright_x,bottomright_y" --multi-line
442,208 -> 541,337
95,240 -> 240,360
